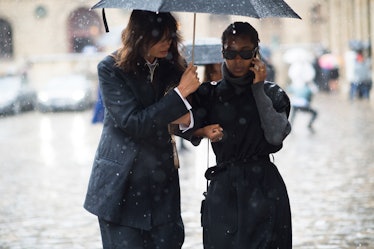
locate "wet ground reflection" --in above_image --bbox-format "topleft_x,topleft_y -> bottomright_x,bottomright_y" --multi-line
0,92 -> 373,248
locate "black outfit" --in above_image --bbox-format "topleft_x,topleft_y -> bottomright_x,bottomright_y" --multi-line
313,59 -> 329,91
84,54 -> 189,248
98,217 -> 184,249
190,64 -> 292,249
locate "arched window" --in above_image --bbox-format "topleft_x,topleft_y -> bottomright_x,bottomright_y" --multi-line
67,7 -> 102,53
0,18 -> 13,59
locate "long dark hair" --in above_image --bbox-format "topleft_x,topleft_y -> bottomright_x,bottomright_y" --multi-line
115,10 -> 185,73
221,22 -> 260,49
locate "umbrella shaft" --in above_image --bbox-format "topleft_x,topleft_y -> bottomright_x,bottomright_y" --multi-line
192,13 -> 196,64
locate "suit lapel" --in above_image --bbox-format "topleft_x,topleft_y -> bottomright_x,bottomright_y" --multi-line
121,68 -> 156,108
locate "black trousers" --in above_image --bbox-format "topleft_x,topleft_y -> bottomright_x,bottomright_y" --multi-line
98,217 -> 184,249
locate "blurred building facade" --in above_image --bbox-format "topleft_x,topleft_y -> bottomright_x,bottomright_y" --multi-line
0,0 -> 372,91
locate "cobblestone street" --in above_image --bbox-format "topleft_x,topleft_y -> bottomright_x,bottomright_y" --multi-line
0,92 -> 373,248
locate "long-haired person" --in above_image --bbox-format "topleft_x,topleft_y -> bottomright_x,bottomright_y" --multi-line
84,10 -> 200,249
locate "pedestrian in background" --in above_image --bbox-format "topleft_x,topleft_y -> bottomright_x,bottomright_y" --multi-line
91,88 -> 104,124
317,50 -> 340,92
287,61 -> 318,132
84,10 -> 201,249
345,47 -> 357,99
350,49 -> 372,100
189,22 -> 292,249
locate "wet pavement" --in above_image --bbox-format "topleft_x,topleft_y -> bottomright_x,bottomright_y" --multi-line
0,92 -> 373,249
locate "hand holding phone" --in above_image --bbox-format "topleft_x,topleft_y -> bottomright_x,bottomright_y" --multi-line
249,57 -> 267,84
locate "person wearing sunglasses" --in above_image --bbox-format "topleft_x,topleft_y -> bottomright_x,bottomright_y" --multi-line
185,22 -> 293,249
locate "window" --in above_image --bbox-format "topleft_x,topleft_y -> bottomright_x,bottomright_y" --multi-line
0,19 -> 13,59
68,7 -> 102,53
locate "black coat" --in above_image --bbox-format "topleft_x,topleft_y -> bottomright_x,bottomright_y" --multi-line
191,80 -> 290,163
84,54 -> 188,230
191,78 -> 292,249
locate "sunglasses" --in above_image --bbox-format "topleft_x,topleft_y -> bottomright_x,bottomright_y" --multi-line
222,47 -> 259,60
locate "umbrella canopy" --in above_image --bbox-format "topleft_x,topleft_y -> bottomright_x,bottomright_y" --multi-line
91,0 -> 301,63
183,39 -> 275,66
92,0 -> 301,19
183,38 -> 223,65
318,53 -> 339,70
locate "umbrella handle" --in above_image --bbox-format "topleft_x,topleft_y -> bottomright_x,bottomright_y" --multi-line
192,13 -> 196,64
102,9 -> 109,33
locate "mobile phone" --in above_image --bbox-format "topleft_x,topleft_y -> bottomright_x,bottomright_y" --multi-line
249,66 -> 255,84
249,47 -> 260,83
256,47 -> 261,60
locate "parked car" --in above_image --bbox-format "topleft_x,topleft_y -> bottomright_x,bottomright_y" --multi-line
0,75 -> 37,116
37,74 -> 95,112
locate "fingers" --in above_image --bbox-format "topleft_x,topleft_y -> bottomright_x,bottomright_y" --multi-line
211,124 -> 223,131
210,124 -> 224,143
183,62 -> 199,79
184,62 -> 193,73
212,129 -> 223,135
178,63 -> 200,97
250,59 -> 267,83
185,62 -> 198,75
211,135 -> 223,143
251,59 -> 266,72
254,65 -> 266,72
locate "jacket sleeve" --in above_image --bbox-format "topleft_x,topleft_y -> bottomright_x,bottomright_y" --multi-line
98,56 -> 189,140
171,82 -> 214,146
170,120 -> 203,146
251,81 -> 291,145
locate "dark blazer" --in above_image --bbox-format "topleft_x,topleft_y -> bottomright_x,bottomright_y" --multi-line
84,54 -> 189,230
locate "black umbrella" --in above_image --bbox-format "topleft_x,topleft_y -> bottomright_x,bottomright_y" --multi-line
91,0 -> 301,63
183,38 -> 223,65
92,0 -> 301,18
